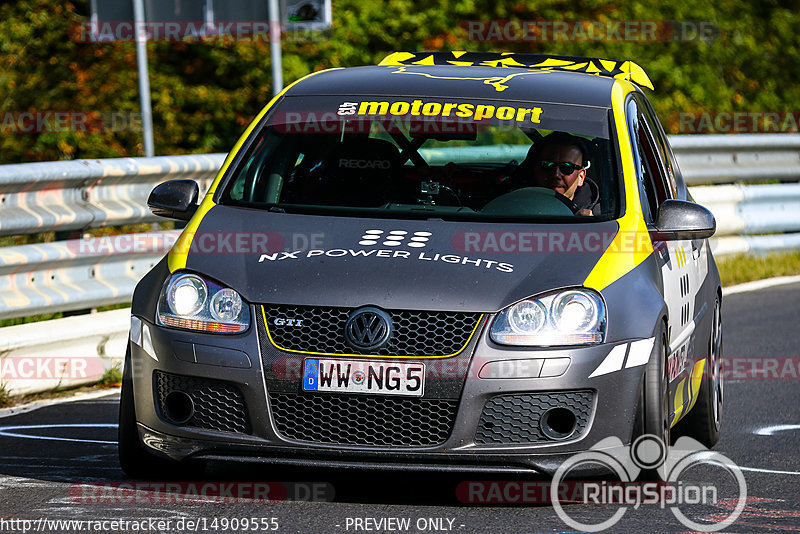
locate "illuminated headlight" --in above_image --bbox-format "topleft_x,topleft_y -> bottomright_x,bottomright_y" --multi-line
491,289 -> 605,346
157,273 -> 250,333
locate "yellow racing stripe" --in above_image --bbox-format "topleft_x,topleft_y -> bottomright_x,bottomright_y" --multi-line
683,359 -> 706,413
671,377 -> 686,427
583,80 -> 653,291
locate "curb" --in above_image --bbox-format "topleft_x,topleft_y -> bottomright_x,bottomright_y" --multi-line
723,275 -> 800,296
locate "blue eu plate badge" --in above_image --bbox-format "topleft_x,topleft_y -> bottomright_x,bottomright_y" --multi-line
303,358 -> 319,391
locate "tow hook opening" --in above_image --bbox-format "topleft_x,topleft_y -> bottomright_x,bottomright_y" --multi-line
164,390 -> 195,425
540,407 -> 577,440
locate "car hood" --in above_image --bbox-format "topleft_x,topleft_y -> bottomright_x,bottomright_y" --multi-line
181,206 -> 619,312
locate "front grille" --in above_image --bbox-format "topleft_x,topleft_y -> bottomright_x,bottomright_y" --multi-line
269,392 -> 458,447
154,371 -> 251,434
475,391 -> 594,445
261,305 -> 482,357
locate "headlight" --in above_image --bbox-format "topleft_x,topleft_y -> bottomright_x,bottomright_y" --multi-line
157,273 -> 250,333
491,289 -> 605,346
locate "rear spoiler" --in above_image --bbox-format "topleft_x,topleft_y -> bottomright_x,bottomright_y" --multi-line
379,51 -> 654,90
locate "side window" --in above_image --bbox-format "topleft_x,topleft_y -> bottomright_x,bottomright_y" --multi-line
635,94 -> 679,198
627,98 -> 669,223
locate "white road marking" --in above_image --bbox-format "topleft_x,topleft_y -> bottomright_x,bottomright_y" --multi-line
0,423 -> 118,444
677,450 -> 800,476
724,275 -> 800,296
753,424 -> 800,436
737,466 -> 800,476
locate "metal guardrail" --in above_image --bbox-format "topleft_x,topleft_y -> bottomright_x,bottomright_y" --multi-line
691,184 -> 800,236
0,154 -> 222,236
0,231 -> 177,320
669,134 -> 800,184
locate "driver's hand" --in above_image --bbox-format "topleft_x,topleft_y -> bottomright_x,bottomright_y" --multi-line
578,208 -> 594,216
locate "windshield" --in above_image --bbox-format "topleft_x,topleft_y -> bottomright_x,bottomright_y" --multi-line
220,95 -> 619,222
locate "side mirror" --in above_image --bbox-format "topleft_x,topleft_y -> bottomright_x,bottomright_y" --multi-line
148,179 -> 199,221
653,199 -> 716,240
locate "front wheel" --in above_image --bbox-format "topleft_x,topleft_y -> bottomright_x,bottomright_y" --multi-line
633,322 -> 670,479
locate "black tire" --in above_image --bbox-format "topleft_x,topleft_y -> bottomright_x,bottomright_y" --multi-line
673,296 -> 723,448
632,322 -> 670,480
118,346 -> 199,479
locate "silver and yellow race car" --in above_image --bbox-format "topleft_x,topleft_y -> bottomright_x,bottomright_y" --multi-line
119,52 -> 723,478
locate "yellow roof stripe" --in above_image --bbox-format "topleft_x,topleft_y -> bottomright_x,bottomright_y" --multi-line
379,52 -> 416,65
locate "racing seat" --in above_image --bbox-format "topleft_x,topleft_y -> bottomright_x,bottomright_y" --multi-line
315,137 -> 403,206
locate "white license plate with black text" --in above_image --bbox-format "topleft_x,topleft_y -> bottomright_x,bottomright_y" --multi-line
303,358 -> 425,397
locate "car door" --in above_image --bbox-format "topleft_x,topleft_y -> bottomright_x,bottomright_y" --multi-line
626,96 -> 697,425
636,94 -> 713,424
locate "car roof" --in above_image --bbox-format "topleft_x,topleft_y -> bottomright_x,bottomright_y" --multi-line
287,65 -> 617,108
287,52 -> 654,109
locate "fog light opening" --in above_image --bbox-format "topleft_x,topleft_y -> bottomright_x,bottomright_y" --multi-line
164,391 -> 195,425
540,407 -> 577,440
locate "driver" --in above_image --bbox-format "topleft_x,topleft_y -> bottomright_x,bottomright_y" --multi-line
530,132 -> 599,216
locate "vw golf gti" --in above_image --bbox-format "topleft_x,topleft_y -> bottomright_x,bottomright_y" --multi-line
120,52 -> 723,478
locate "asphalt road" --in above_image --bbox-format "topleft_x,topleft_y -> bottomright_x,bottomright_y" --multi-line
0,282 -> 798,533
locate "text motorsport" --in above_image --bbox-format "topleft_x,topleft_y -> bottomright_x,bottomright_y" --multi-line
338,100 -> 544,125
258,248 -> 515,273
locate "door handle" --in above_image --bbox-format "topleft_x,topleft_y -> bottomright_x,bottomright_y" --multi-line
691,240 -> 702,260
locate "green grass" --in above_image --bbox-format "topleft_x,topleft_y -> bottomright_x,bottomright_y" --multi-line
100,364 -> 123,386
0,382 -> 11,407
717,250 -> 800,287
0,311 -> 64,328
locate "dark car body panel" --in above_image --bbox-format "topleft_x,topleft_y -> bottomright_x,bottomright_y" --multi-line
179,206 -> 619,313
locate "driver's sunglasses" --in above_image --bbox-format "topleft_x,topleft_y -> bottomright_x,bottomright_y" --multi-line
538,160 -> 585,175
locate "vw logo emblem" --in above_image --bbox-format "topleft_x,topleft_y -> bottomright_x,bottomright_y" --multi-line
345,307 -> 392,350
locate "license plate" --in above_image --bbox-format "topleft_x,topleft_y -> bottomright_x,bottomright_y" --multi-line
303,358 -> 425,397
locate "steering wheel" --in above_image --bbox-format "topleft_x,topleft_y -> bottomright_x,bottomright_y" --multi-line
481,187 -> 575,216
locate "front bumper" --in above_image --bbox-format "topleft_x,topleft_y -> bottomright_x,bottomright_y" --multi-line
129,307 -> 648,475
